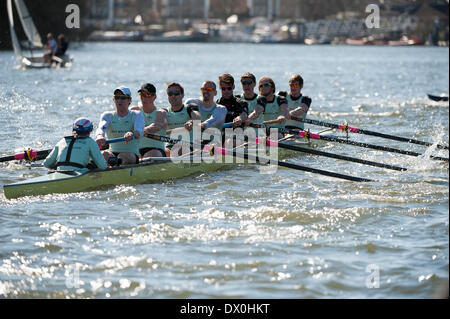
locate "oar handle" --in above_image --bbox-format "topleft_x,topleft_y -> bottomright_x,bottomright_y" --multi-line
105,136 -> 134,144
263,119 -> 283,125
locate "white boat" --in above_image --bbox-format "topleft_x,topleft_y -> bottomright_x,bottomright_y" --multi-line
7,0 -> 72,69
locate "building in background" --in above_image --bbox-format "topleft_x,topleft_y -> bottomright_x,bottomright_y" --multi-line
82,0 -> 449,45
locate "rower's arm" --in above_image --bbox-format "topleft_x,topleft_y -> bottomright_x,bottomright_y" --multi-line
190,110 -> 200,120
95,112 -> 113,139
145,109 -> 168,133
89,139 -> 107,170
43,141 -> 61,169
202,105 -> 227,130
247,105 -> 264,122
280,103 -> 290,120
132,111 -> 145,138
290,103 -> 309,117
290,97 -> 311,117
239,111 -> 248,122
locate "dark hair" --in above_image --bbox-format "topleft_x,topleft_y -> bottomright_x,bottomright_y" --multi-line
241,72 -> 256,83
218,73 -> 234,86
258,76 -> 275,93
202,80 -> 216,90
289,74 -> 304,86
167,82 -> 184,95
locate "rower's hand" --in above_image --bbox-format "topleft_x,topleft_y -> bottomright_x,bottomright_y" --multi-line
124,132 -> 134,143
184,120 -> 193,131
96,136 -> 106,149
144,126 -> 154,135
277,115 -> 286,123
233,117 -> 243,127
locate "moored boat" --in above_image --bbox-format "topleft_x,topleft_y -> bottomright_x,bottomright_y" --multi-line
7,0 -> 73,69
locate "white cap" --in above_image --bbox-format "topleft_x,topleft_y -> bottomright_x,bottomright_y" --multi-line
114,86 -> 131,97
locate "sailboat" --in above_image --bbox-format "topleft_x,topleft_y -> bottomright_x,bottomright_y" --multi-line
7,0 -> 72,69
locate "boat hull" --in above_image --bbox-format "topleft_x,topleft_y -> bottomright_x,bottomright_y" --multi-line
3,138 -> 323,199
3,159 -> 226,199
21,55 -> 73,69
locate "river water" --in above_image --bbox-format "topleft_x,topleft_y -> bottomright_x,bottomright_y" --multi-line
0,43 -> 448,299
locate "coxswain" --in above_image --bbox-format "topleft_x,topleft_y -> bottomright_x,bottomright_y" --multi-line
44,118 -> 107,172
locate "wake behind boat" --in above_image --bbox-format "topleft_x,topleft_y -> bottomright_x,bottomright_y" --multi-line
7,0 -> 72,69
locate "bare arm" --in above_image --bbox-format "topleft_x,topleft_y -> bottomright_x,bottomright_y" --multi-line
289,103 -> 309,117
144,109 -> 168,134
277,103 -> 289,122
247,105 -> 264,123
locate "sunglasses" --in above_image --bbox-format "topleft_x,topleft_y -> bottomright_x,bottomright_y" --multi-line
201,87 -> 214,92
289,83 -> 301,88
114,95 -> 130,100
168,91 -> 181,97
241,80 -> 254,85
220,87 -> 233,91
140,92 -> 155,98
259,82 -> 272,89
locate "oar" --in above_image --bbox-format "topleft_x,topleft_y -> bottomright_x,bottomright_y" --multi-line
145,133 -> 372,182
0,149 -> 51,163
166,122 -> 234,135
427,94 -> 449,102
254,124 -> 449,162
207,144 -> 372,182
0,137 -> 132,163
256,137 -> 406,171
277,116 -> 449,151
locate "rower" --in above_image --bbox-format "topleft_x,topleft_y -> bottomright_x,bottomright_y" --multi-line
130,83 -> 167,158
44,118 -> 107,172
216,73 -> 248,128
278,74 -> 312,131
166,82 -> 200,131
259,77 -> 289,138
96,86 -> 144,165
186,81 -> 227,131
165,82 -> 201,156
237,72 -> 266,133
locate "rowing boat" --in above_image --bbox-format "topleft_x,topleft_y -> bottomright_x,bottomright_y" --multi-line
3,138 -> 320,199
